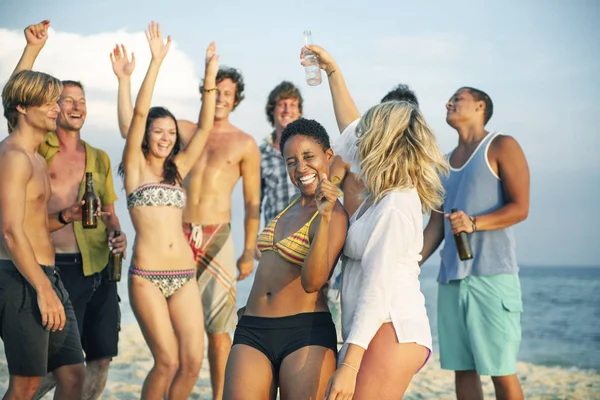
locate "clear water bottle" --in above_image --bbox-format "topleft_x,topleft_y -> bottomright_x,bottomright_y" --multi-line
303,30 -> 322,86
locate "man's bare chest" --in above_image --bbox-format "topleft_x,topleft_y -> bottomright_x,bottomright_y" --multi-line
48,152 -> 86,191
30,157 -> 52,204
193,143 -> 242,174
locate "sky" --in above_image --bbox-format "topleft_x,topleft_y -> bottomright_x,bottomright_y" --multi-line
0,0 -> 599,267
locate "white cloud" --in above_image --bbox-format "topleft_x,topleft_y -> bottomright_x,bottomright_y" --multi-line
0,27 -> 200,97
0,26 -> 204,138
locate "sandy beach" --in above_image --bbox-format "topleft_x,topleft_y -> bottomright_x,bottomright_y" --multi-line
1,322 -> 599,399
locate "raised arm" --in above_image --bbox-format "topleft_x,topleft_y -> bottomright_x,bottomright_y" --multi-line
301,45 -> 360,133
0,151 -> 66,332
8,21 -> 50,133
174,42 -> 218,175
121,21 -> 171,185
12,20 -> 50,76
302,173 -> 348,293
236,139 -> 262,281
110,44 -> 136,138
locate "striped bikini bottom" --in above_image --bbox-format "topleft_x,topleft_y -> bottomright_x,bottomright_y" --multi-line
129,266 -> 195,298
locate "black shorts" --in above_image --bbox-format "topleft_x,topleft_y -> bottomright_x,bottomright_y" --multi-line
55,253 -> 120,361
0,260 -> 84,377
232,312 -> 338,373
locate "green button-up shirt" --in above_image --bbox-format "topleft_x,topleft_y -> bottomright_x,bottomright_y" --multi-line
39,132 -> 119,276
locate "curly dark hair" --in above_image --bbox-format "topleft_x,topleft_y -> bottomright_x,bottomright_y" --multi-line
119,107 -> 182,185
380,83 -> 419,106
279,118 -> 330,155
201,67 -> 245,110
460,86 -> 493,125
265,81 -> 303,127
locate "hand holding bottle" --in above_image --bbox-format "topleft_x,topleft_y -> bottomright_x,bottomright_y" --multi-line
82,172 -> 99,229
446,208 -> 474,260
300,44 -> 337,76
301,30 -> 322,86
109,230 -> 127,257
108,230 -> 124,282
60,199 -> 110,224
445,209 -> 476,234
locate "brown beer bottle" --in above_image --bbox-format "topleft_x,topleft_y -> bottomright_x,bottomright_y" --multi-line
107,231 -> 122,282
81,172 -> 98,229
451,208 -> 473,261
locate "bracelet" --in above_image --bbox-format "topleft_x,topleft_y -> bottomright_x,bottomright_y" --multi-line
341,362 -> 359,373
327,69 -> 336,77
469,216 -> 477,232
58,210 -> 69,225
201,87 -> 218,93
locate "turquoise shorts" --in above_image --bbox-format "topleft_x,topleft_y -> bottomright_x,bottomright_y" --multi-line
437,274 -> 523,376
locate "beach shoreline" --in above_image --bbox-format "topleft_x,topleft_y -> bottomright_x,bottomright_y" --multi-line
1,322 -> 599,399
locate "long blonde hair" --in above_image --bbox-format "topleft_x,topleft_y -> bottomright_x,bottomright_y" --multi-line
356,101 -> 448,213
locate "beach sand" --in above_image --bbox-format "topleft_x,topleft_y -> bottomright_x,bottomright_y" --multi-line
1,323 -> 599,399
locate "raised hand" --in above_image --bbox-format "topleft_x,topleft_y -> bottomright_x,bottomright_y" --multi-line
315,173 -> 339,217
205,41 -> 220,78
24,20 -> 50,48
110,44 -> 136,79
300,44 -> 337,75
145,21 -> 171,62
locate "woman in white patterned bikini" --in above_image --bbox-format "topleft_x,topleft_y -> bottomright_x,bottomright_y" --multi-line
116,21 -> 218,399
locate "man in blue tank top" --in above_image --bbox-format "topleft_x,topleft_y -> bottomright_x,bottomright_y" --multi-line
421,87 -> 530,400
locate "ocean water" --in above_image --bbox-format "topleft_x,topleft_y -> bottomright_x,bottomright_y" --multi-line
117,264 -> 600,371
418,265 -> 600,371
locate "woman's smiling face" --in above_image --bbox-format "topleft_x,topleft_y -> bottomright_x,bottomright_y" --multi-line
283,134 -> 333,197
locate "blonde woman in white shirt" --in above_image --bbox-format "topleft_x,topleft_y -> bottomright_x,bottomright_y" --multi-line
302,45 -> 449,400
336,101 -> 448,399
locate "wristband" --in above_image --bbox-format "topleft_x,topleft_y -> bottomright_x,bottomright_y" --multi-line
341,362 -> 359,373
327,69 -> 336,77
469,216 -> 477,232
58,210 -> 69,225
201,87 -> 218,93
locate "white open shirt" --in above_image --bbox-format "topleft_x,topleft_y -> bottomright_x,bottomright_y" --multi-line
338,185 -> 432,358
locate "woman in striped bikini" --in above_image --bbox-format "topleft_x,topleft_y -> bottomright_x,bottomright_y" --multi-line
117,21 -> 218,399
223,118 -> 348,400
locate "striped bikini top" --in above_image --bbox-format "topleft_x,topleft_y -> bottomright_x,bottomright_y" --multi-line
257,197 -> 319,267
127,182 -> 186,209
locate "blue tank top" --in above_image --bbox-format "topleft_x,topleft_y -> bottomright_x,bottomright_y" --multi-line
438,132 -> 519,284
